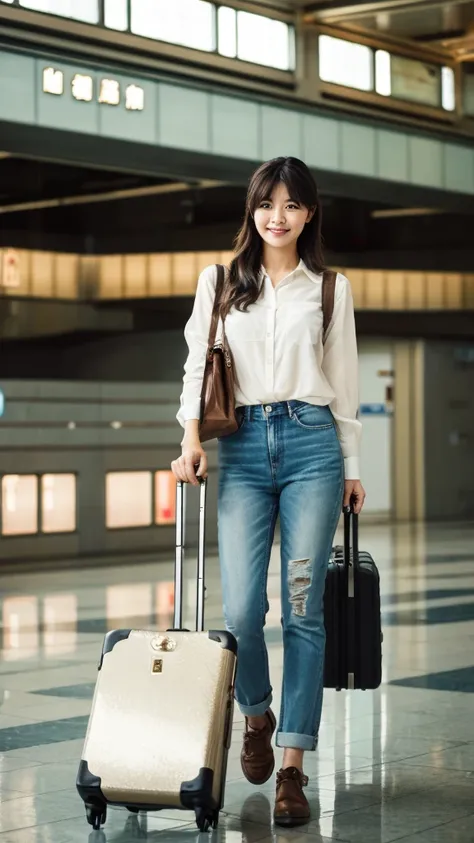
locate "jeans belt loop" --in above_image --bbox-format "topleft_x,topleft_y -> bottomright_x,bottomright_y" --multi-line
286,401 -> 294,419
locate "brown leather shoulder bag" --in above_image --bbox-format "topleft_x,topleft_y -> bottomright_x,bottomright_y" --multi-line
199,265 -> 239,442
322,269 -> 337,339
199,266 -> 337,442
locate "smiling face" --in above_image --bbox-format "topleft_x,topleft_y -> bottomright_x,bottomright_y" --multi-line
253,182 -> 314,252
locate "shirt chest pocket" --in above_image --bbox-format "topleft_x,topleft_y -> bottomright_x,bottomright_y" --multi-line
278,302 -> 323,346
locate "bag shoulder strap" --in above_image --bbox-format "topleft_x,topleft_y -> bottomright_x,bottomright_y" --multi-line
322,269 -> 337,341
207,264 -> 226,349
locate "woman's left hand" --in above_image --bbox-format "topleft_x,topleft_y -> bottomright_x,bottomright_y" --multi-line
343,480 -> 366,515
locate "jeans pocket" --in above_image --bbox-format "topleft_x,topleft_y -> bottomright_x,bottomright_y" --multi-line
292,404 -> 334,431
236,407 -> 246,431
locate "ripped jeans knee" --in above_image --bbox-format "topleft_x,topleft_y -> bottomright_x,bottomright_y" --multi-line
288,558 -> 312,617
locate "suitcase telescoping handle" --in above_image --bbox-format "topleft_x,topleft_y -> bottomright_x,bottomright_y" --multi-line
343,505 -> 359,691
175,478 -> 207,633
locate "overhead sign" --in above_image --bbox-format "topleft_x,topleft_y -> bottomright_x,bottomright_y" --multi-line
43,67 -> 145,111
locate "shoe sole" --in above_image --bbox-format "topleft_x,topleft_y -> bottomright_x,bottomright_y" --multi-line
273,814 -> 310,828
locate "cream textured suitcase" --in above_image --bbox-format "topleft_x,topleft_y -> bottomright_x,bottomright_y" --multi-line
76,479 -> 237,832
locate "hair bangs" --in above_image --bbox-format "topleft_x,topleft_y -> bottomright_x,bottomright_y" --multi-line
220,157 -> 325,318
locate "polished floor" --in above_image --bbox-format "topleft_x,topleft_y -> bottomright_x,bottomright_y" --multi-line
0,516 -> 474,842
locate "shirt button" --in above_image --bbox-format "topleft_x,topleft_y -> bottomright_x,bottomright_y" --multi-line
265,405 -> 273,413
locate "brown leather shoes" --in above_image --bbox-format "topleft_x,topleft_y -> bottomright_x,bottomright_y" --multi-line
241,709 -> 277,785
274,767 -> 310,827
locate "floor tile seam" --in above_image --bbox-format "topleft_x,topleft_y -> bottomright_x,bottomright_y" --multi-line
385,810 -> 474,843
394,744 -> 474,763
369,758 -> 474,775
310,782 -> 452,814
1,785 -> 79,799
318,778 -> 474,809
0,809 -> 86,834
313,739 -> 471,752
304,778 -> 474,823
378,743 -> 473,763
0,818 -> 197,839
0,661 -> 93,676
396,760 -> 474,774
318,803 -> 474,843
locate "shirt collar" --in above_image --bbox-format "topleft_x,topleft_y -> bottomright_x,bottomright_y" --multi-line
261,259 -> 315,283
298,260 -> 322,284
259,260 -> 322,286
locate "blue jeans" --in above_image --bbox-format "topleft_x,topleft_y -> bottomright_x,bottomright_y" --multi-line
217,401 -> 344,751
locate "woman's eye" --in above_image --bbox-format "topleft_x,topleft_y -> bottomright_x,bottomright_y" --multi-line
260,203 -> 271,209
287,204 -> 299,210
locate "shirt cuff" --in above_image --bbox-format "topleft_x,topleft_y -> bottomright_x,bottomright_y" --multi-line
176,401 -> 201,428
344,456 -> 360,480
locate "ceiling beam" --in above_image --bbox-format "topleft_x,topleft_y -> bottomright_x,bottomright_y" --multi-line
0,180 -> 226,216
304,0 -> 473,23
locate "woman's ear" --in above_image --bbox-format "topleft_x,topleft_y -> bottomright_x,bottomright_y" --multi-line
306,206 -> 316,223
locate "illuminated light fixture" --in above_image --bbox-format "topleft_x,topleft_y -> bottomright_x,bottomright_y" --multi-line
110,421 -> 122,429
375,50 -> 391,97
43,67 -> 64,96
99,78 -> 120,106
67,421 -> 76,429
125,84 -> 145,111
71,74 -> 94,102
441,66 -> 455,112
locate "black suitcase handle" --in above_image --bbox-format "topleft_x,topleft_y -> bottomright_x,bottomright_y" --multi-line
343,505 -> 359,689
343,505 -> 359,571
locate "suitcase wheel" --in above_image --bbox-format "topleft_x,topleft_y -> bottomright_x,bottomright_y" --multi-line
195,808 -> 219,832
85,803 -> 107,830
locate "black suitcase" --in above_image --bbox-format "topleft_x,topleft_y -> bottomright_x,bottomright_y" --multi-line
324,507 -> 382,690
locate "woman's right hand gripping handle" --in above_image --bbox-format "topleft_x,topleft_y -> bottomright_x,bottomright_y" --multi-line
171,419 -> 208,487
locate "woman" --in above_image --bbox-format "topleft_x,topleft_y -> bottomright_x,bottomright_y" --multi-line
172,157 -> 365,827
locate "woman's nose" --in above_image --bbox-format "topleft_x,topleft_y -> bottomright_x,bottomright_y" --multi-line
271,208 -> 286,224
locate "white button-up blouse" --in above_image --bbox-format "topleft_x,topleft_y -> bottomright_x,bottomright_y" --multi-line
177,260 -> 362,479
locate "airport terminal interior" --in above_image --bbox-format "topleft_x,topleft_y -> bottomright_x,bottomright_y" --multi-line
0,0 -> 474,840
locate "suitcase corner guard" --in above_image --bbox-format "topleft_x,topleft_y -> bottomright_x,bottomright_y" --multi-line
208,630 -> 238,654
180,767 -> 216,810
76,759 -> 104,805
98,629 -> 132,669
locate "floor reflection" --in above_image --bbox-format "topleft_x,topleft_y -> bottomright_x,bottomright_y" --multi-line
0,520 -> 473,841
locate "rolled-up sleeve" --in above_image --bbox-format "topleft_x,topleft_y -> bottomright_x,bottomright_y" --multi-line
322,274 -> 362,480
176,265 -> 217,429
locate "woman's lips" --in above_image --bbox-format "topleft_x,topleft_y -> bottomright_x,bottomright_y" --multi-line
267,228 -> 289,236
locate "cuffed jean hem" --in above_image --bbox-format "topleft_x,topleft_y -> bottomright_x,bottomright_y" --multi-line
236,692 -> 273,717
276,732 -> 318,751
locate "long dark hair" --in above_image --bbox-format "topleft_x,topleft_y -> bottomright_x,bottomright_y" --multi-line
220,157 -> 325,318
